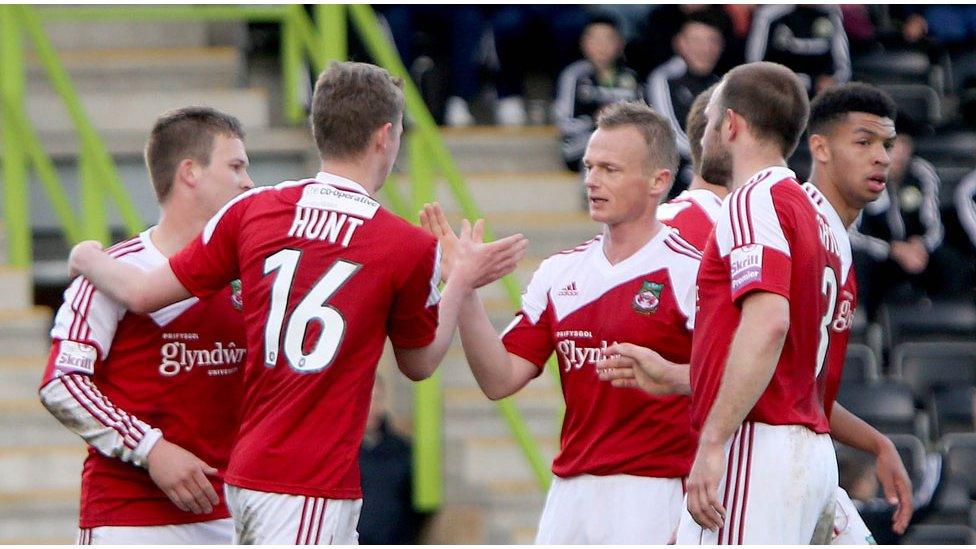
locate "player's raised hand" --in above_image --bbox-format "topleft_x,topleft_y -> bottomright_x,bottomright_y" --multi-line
596,342 -> 683,396
146,438 -> 220,515
68,240 -> 105,278
875,439 -> 914,534
452,219 -> 528,290
686,442 -> 727,531
419,202 -> 460,282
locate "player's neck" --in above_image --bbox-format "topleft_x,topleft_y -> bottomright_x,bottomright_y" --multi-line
319,159 -> 382,196
687,175 -> 729,200
808,169 -> 859,228
731,148 -> 787,191
601,215 -> 662,266
153,207 -> 206,257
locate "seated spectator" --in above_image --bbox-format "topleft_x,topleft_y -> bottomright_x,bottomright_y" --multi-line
851,122 -> 968,320
358,377 -> 429,544
746,5 -> 851,94
554,16 -> 641,172
647,12 -> 723,162
489,6 -> 590,126
626,5 -> 742,80
953,168 -> 976,294
378,6 -> 487,126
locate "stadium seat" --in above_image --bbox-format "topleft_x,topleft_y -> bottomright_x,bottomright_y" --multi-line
931,387 -> 976,437
915,131 -> 976,166
881,84 -> 942,125
892,341 -> 976,401
837,380 -> 921,437
842,343 -> 880,384
934,165 -> 974,209
901,524 -> 976,544
941,434 -> 976,496
888,433 -> 930,491
881,300 -> 976,354
852,49 -> 931,85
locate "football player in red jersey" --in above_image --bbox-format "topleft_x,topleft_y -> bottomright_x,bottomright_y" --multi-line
657,83 -> 730,251
40,107 -> 253,543
673,61 -> 841,544
67,62 -> 527,544
422,102 -> 703,543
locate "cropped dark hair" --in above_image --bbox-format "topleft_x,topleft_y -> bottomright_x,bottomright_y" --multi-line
808,82 -> 897,136
145,106 -> 245,203
718,61 -> 809,157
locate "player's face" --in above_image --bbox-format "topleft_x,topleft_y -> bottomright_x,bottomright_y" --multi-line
198,134 -> 253,217
824,112 -> 895,209
700,84 -> 733,187
582,126 -> 659,226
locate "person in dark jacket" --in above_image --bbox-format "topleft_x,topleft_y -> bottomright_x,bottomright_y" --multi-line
555,15 -> 642,172
358,377 -> 429,544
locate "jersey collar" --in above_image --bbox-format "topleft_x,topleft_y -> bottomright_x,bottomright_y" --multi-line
744,166 -> 797,188
314,172 -> 371,196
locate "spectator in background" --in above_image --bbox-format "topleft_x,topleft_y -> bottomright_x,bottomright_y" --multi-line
851,120 -> 967,320
746,5 -> 851,94
647,12 -> 724,163
626,5 -> 743,81
953,167 -> 976,296
358,377 -> 429,544
555,16 -> 642,172
379,6 -> 487,126
490,6 -> 590,126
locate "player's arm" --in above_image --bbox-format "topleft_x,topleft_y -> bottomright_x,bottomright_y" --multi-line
393,220 -> 529,381
686,291 -> 790,530
830,403 -> 913,534
69,241 -> 190,314
596,343 -> 690,396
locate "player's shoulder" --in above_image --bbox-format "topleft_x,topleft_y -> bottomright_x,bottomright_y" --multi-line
378,207 -> 438,251
534,234 -> 602,278
662,228 -> 703,264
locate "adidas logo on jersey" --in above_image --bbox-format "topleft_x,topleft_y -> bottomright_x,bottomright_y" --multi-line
557,282 -> 580,297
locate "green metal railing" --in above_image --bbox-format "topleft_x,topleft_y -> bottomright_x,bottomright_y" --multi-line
0,4 -> 553,511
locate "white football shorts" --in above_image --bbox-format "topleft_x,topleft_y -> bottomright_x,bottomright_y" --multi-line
225,484 -> 361,544
76,518 -> 234,544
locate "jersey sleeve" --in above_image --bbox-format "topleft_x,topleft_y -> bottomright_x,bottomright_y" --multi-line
39,276 -> 162,468
388,240 -> 441,349
169,196 -> 247,298
715,182 -> 793,303
500,261 -> 555,370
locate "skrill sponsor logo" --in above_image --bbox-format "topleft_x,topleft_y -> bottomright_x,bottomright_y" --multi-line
556,339 -> 616,373
832,291 -> 855,332
54,341 -> 96,375
730,244 -> 763,292
159,341 -> 246,377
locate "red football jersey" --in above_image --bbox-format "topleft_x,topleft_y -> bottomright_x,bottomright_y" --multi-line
690,167 -> 842,434
169,172 -> 440,499
657,188 -> 724,251
39,230 -> 246,528
802,183 -> 858,421
502,227 -> 701,478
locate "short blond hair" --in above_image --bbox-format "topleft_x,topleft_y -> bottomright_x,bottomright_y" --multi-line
597,101 -> 679,174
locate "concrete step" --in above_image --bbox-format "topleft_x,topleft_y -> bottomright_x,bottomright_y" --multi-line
26,87 -> 269,133
0,494 -> 78,544
432,172 -> 583,214
441,126 -> 564,173
38,16 -> 218,50
0,401 -> 79,449
0,307 -> 52,358
0,268 -> 33,310
26,47 -> 242,93
0,359 -> 46,402
447,434 -> 559,486
0,443 -> 85,494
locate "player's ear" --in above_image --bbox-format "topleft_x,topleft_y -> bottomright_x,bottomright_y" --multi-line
724,108 -> 738,140
649,168 -> 672,196
175,158 -> 199,189
809,133 -> 830,164
373,122 -> 393,151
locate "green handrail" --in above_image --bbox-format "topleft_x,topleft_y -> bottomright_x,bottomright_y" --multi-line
0,5 -> 29,267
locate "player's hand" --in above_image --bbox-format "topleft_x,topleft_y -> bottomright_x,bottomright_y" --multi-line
68,240 -> 105,278
451,219 -> 528,290
686,441 -> 727,531
419,202 -> 460,283
596,342 -> 681,396
875,439 -> 914,534
146,438 -> 220,514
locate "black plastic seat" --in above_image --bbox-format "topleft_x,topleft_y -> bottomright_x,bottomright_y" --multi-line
916,132 -> 976,166
931,387 -> 975,437
842,343 -> 880,384
853,49 -> 931,84
934,165 -> 974,209
892,341 -> 976,402
901,524 -> 976,544
882,300 -> 976,354
882,84 -> 942,125
837,380 -> 919,436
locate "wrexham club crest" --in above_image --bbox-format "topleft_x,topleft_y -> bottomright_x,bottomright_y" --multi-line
230,280 -> 244,311
632,280 -> 664,314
